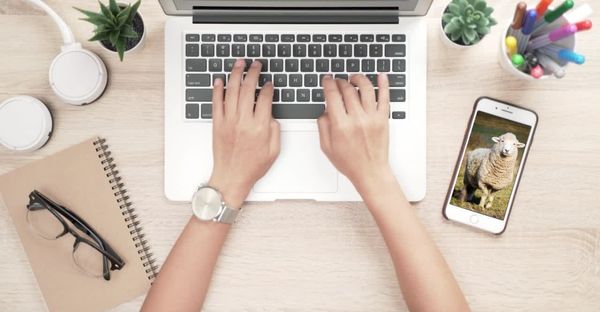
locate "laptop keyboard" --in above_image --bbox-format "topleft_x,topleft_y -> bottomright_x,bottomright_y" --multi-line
183,33 -> 407,120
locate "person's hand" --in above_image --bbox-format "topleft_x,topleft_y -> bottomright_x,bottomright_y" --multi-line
208,59 -> 280,208
317,74 -> 393,193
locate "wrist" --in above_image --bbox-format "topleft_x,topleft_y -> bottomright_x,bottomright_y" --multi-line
353,166 -> 405,205
207,175 -> 250,209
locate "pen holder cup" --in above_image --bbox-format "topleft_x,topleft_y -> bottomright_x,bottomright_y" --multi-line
499,15 -> 574,80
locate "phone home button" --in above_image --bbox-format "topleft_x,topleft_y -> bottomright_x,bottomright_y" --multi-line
469,214 -> 479,224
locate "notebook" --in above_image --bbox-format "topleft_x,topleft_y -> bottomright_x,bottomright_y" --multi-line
0,137 -> 158,312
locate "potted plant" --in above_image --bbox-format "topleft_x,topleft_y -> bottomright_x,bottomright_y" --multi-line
76,0 -> 144,61
441,0 -> 497,48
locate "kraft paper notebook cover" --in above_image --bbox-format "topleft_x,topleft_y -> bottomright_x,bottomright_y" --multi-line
0,137 -> 158,312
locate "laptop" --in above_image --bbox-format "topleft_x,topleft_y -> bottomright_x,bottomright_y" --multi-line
160,0 -> 431,202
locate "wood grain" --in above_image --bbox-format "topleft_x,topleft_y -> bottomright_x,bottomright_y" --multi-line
1,0 -> 599,311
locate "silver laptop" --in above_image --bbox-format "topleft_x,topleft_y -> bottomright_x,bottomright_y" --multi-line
161,0 -> 431,202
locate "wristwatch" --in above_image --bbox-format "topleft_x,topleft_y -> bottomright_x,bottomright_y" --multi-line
191,185 -> 239,224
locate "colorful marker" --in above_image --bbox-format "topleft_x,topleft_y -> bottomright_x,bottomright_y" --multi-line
574,20 -> 592,32
509,2 -> 528,37
536,52 -> 566,78
506,36 -> 518,57
518,10 -> 537,54
535,0 -> 554,19
527,24 -> 577,50
538,46 -> 586,65
530,65 -> 544,79
536,3 -> 594,36
533,0 -> 575,32
512,54 -> 526,71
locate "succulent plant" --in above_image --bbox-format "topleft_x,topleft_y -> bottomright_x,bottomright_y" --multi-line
75,0 -> 142,61
442,0 -> 497,46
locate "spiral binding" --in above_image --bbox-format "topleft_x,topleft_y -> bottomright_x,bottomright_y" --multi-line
93,138 -> 159,281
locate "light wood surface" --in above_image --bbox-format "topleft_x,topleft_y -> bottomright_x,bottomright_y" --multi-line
1,0 -> 599,311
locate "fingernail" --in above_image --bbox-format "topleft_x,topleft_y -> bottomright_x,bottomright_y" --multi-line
234,59 -> 245,68
252,60 -> 261,68
323,75 -> 332,80
214,78 -> 223,86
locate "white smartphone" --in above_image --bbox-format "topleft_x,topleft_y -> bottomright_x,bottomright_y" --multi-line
443,97 -> 538,234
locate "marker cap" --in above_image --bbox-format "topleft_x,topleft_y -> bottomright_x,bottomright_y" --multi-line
558,50 -> 585,64
522,10 -> 538,35
545,0 -> 574,23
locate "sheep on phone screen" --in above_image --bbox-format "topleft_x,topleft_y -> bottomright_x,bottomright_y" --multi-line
459,132 -> 525,209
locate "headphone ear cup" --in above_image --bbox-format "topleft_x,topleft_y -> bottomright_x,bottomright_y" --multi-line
0,96 -> 53,152
49,47 -> 108,105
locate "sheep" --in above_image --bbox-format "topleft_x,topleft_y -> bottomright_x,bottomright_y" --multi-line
459,132 -> 525,209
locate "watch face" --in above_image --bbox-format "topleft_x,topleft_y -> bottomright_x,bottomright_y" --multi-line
192,187 -> 222,221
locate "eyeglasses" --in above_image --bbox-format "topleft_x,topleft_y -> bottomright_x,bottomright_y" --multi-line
26,190 -> 125,280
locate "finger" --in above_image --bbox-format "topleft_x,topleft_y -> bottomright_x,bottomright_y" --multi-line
224,59 -> 246,117
322,75 -> 346,117
269,120 -> 281,158
350,74 -> 376,113
211,78 -> 225,121
336,78 -> 363,115
377,73 -> 390,117
316,115 -> 331,155
239,60 -> 262,116
255,81 -> 274,119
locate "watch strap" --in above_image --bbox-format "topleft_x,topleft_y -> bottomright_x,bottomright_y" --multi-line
216,206 -> 239,224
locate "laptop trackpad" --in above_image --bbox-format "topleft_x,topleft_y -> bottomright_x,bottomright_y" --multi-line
253,131 -> 338,194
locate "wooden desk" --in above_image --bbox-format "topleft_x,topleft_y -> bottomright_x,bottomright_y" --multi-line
1,1 -> 598,310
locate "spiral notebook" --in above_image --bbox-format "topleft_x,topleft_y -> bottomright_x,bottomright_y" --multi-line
0,137 -> 157,312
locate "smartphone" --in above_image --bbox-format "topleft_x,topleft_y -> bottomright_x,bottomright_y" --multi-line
443,97 -> 538,234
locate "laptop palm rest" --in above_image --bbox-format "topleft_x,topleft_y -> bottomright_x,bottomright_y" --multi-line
253,131 -> 338,195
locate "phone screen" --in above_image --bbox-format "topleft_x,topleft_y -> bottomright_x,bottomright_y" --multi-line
450,111 -> 532,220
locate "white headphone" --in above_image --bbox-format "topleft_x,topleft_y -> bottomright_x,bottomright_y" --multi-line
0,0 -> 108,152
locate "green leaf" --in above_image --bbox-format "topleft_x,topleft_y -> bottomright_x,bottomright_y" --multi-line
467,23 -> 477,29
448,3 -> 460,15
99,1 -> 114,19
75,8 -> 112,25
442,13 -> 454,24
474,0 -> 486,11
488,17 -> 497,26
109,0 -> 119,16
121,24 -> 139,38
89,31 -> 111,42
466,0 -> 476,5
127,0 -> 141,25
444,20 -> 461,35
477,26 -> 490,35
450,31 -> 461,42
483,6 -> 494,16
109,30 -> 120,47
80,17 -> 108,28
464,28 -> 477,42
116,5 -> 132,27
458,0 -> 469,9
477,16 -> 490,26
116,37 -> 126,61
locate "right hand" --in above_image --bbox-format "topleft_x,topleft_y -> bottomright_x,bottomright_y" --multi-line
317,74 -> 393,192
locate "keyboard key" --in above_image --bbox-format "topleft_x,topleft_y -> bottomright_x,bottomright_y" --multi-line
243,59 -> 253,71
186,74 -> 210,86
369,44 -> 383,57
217,34 -> 231,42
201,34 -> 215,42
346,59 -> 360,72
186,34 -> 200,42
216,44 -> 230,57
388,74 -> 406,87
213,74 -> 226,86
324,44 -> 337,57
362,59 -> 375,72
390,89 -> 406,102
273,89 -> 280,101
385,44 -> 406,57
297,89 -> 310,102
392,34 -> 406,42
366,74 -> 378,86
186,59 -> 207,72
249,34 -> 263,42
344,34 -> 358,42
256,58 -> 269,72
281,34 -> 295,42
201,44 -> 214,56
300,59 -> 314,72
270,59 -> 284,72
247,44 -> 261,57
376,34 -> 390,42
186,103 -> 199,119
313,34 -> 327,42
259,74 -> 272,86
377,59 -> 390,72
285,59 -> 299,72
278,44 -> 291,57
289,74 -> 302,87
392,111 -> 406,119
224,59 -> 236,72
354,44 -> 368,57
274,74 -> 287,87
319,74 -> 328,86
312,89 -> 324,102
265,34 -> 279,42
339,44 -> 352,57
186,89 -> 212,101
263,44 -> 276,57
331,59 -> 344,72
297,34 -> 311,42
272,104 -> 325,119
316,59 -> 329,72
335,74 -> 348,80
305,74 -> 318,87
308,44 -> 322,57
186,44 -> 199,57
392,59 -> 406,72
281,89 -> 295,102
328,34 -> 342,42
360,34 -> 374,42
234,34 -> 247,42
232,44 -> 245,57
201,104 -> 212,119
293,44 -> 307,57
208,59 -> 222,72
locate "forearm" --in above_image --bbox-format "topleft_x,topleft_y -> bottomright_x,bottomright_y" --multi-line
357,170 -> 469,312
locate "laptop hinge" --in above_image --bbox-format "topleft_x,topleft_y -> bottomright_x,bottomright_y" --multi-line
192,7 -> 399,24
